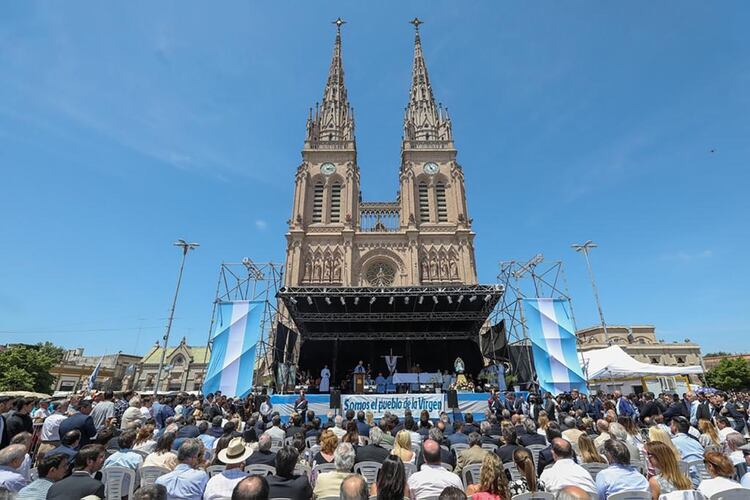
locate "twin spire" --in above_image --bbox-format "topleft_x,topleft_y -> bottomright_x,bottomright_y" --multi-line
305,18 -> 452,149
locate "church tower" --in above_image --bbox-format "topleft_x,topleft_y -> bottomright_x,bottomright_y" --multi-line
285,19 -> 477,288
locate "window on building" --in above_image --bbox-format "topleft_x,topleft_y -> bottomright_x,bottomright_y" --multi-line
172,355 -> 184,366
435,182 -> 447,222
418,183 -> 430,222
676,356 -> 685,364
312,183 -> 324,223
329,183 -> 341,222
650,356 -> 660,364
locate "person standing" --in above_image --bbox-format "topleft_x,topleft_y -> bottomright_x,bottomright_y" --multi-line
90,390 -> 116,430
294,391 -> 308,424
2,398 -> 34,445
319,365 -> 331,393
37,401 -> 68,459
58,399 -> 97,448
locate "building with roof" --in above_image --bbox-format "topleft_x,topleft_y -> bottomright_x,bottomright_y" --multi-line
52,348 -> 141,393
133,337 -> 209,393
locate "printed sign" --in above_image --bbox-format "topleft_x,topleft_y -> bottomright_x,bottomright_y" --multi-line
341,394 -> 446,418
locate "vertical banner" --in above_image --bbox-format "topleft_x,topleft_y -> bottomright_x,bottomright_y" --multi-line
523,298 -> 588,395
203,301 -> 264,398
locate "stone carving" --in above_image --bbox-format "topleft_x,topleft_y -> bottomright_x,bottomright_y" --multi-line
420,247 -> 460,283
303,248 -> 344,284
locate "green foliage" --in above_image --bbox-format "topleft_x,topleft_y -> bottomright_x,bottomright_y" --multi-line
505,373 -> 518,389
0,342 -> 65,393
705,357 -> 750,391
704,351 -> 731,357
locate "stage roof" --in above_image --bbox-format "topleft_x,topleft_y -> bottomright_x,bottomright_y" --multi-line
277,284 -> 503,341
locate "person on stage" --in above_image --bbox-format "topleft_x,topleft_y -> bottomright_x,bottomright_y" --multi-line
294,390 -> 308,423
259,395 -> 273,424
488,390 -> 502,418
319,365 -> 331,393
375,372 -> 386,394
354,361 -> 366,374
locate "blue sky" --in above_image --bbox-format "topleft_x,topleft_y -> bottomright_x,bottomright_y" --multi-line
1,1 -> 748,357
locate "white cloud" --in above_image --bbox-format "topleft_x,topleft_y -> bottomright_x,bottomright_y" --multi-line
660,249 -> 713,263
255,219 -> 268,230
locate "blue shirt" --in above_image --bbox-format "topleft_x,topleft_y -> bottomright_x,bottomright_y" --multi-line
672,433 -> 704,462
375,376 -> 386,393
198,433 -> 217,450
0,465 -> 29,493
104,449 -> 143,493
17,478 -> 54,499
595,464 -> 649,499
155,463 -> 209,500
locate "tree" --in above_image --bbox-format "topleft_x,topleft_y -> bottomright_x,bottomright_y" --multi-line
705,357 -> 750,391
704,351 -> 731,357
0,342 -> 64,393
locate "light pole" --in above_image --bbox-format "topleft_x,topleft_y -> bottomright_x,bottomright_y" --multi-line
571,240 -> 610,345
154,239 -> 199,395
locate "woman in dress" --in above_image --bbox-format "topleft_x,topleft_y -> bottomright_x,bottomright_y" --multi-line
370,455 -> 410,500
507,447 -> 543,497
466,452 -> 511,500
142,432 -> 178,470
645,441 -> 692,499
312,429 -> 337,468
698,418 -> 721,451
698,451 -> 744,498
577,434 -> 607,464
390,430 -> 415,464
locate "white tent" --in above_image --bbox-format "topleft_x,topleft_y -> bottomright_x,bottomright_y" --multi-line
579,345 -> 703,380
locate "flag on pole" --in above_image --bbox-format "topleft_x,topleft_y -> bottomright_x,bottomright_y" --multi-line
522,298 -> 588,395
87,356 -> 104,392
203,301 -> 265,398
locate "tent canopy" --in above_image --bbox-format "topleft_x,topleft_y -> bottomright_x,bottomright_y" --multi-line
579,345 -> 702,380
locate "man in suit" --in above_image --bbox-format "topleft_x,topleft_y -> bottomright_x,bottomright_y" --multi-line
354,427 -> 390,464
639,392 -> 662,422
479,421 -> 500,446
447,422 -> 469,445
246,433 -> 277,468
58,399 -> 97,448
463,413 -> 479,435
354,411 -> 371,437
46,444 -> 105,500
518,418 -> 546,447
293,390 -> 308,424
454,433 -> 487,475
694,392 -> 712,425
718,392 -> 746,433
536,424 -> 565,477
662,393 -> 688,423
46,430 -> 81,468
265,445 -> 313,500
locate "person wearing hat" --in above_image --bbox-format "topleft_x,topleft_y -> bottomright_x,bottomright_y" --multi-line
203,437 -> 251,500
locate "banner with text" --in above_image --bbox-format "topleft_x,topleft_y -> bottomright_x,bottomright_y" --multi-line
341,394 -> 446,418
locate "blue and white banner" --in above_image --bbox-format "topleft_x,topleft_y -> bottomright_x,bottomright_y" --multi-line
523,298 -> 588,395
342,394 -> 446,418
203,301 -> 264,398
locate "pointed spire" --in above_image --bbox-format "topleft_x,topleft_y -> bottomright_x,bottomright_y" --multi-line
404,18 -> 452,146
306,18 -> 355,149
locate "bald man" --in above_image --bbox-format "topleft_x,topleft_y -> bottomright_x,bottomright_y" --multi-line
556,485 -> 592,500
407,439 -> 463,500
538,438 -> 596,496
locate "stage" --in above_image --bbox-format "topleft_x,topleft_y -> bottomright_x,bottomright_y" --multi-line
269,391 -> 529,423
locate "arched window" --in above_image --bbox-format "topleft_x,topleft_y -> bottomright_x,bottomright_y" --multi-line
312,182 -> 324,223
329,183 -> 341,222
418,182 -> 430,223
435,182 -> 447,222
173,355 -> 184,366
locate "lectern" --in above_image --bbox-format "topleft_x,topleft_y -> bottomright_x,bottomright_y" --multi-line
354,373 -> 365,394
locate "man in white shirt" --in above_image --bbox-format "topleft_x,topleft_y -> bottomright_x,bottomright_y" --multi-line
539,438 -> 597,497
407,439 -> 463,500
331,415 -> 347,439
726,433 -> 746,466
265,416 -> 286,441
716,417 -> 736,444
203,438 -> 250,500
37,401 -> 68,459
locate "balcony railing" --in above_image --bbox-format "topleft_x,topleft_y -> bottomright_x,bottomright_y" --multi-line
360,202 -> 400,232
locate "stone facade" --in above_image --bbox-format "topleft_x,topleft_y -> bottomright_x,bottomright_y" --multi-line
284,23 -> 477,289
52,349 -> 141,393
577,325 -> 703,368
133,338 -> 208,393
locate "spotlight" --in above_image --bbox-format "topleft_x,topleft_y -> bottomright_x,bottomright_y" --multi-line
418,296 -> 424,304
307,296 -> 313,305
457,295 -> 464,303
370,296 -> 376,305
354,297 -> 359,305
404,296 -> 409,304
325,297 -> 331,305
388,296 -> 394,305
469,295 -> 477,302
432,296 -> 438,304
340,296 -> 346,306
289,297 -> 297,304
484,294 -> 491,302
447,296 -> 452,304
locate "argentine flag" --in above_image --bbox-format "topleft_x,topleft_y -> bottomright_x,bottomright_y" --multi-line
523,298 -> 588,395
203,301 -> 264,398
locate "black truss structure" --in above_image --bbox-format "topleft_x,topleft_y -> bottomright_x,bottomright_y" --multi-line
277,284 -> 503,341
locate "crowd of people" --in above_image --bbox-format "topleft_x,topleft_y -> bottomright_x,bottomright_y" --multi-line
0,387 -> 749,499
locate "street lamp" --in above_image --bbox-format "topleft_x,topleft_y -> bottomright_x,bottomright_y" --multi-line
571,240 -> 610,345
154,239 -> 199,395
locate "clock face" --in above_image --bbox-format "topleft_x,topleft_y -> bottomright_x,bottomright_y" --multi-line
321,162 -> 336,176
423,162 -> 439,175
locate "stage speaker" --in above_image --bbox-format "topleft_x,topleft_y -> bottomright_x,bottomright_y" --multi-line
447,390 -> 458,409
330,390 -> 341,409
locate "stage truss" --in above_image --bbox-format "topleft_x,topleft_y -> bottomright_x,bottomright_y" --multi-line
204,259 -> 285,387
491,254 -> 579,391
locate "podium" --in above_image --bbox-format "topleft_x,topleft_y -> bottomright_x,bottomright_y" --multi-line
354,373 -> 365,394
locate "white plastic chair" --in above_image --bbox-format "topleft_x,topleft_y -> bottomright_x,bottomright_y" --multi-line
461,463 -> 483,488
684,459 -> 712,481
403,462 -> 417,478
526,444 -> 546,469
511,492 -> 555,500
354,461 -> 382,485
305,436 -> 318,449
708,489 -> 749,500
140,466 -> 169,486
294,463 -> 311,478
503,462 -> 522,481
481,443 -> 498,453
580,462 -> 609,481
451,443 -> 469,455
102,466 -> 136,500
207,465 -> 226,477
245,464 -> 276,476
659,491 -> 707,500
608,491 -> 651,500
440,462 -> 454,472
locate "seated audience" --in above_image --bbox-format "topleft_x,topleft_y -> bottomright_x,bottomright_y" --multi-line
407,439 -> 463,500
495,427 -> 526,464
16,453 -> 68,499
595,439 -> 649,498
266,445 -> 312,500
143,431 -> 179,470
232,474 -> 270,500
577,434 -> 607,464
391,430 -> 415,465
134,423 -> 157,453
340,473 -> 369,500
509,447 -> 544,496
369,455 -> 409,499
0,444 -> 28,493
103,428 -> 144,494
46,444 -> 106,500
133,483 -> 168,500
538,438 -> 596,497
517,418 -> 545,447
698,418 -> 721,451
466,452 -> 510,500
439,486 -> 467,500
155,438 -> 209,499
698,451 -> 744,498
454,432 -> 487,475
313,442 -> 356,499
644,441 -> 693,499
203,437 -> 251,500
246,433 -> 277,468
355,427 -> 389,464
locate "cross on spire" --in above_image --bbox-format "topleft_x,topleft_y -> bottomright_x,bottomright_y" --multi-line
332,17 -> 346,34
409,17 -> 423,33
